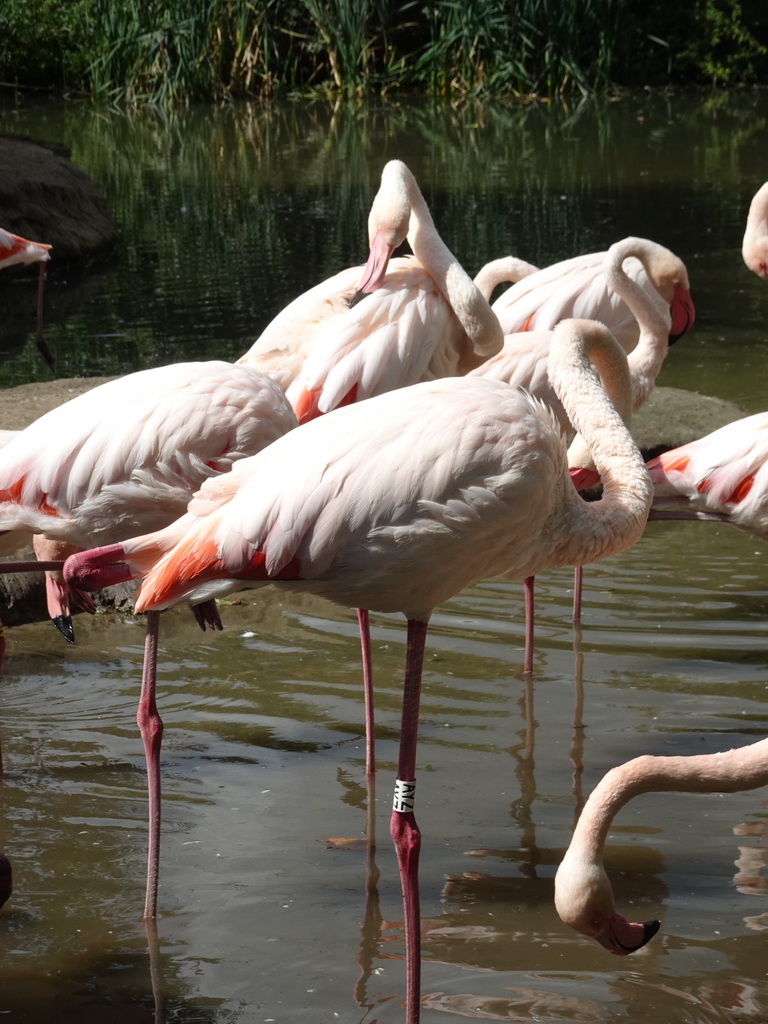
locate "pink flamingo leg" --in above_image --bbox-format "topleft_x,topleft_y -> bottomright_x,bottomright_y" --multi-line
523,576 -> 534,673
572,565 -> 584,624
357,608 -> 375,774
137,609 -> 163,919
35,260 -> 55,371
390,617 -> 428,1024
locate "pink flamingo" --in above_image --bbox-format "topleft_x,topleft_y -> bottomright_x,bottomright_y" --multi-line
0,226 -> 54,370
470,237 -> 686,664
472,236 -> 694,434
0,361 -> 298,642
742,181 -> 768,280
646,411 -> 768,537
489,235 -> 695,350
65,318 -> 651,1021
554,735 -> 768,954
239,160 -> 503,423
242,159 -> 503,761
0,228 -> 51,270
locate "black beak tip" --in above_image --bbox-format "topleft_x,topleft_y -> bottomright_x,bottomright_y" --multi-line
52,615 -> 76,644
642,919 -> 661,945
348,288 -> 366,309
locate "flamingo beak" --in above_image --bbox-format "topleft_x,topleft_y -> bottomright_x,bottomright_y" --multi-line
668,284 -> 695,344
569,466 -> 601,491
594,913 -> 661,955
349,229 -> 395,307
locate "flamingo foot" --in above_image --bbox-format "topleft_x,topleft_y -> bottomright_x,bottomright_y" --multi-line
191,599 -> 222,632
52,614 -> 75,644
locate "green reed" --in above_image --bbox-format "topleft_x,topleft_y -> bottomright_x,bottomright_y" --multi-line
1,0 -> 765,104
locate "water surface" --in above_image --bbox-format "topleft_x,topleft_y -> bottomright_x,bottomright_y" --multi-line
0,91 -> 766,1023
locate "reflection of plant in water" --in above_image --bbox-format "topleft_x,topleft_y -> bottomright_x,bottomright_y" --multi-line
0,93 -> 766,386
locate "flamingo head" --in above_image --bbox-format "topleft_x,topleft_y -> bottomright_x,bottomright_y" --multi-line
554,848 -> 660,955
743,251 -> 768,280
668,282 -> 696,343
351,161 -> 412,304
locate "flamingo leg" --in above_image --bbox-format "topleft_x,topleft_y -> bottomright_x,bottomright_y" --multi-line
523,576 -> 534,673
137,609 -> 164,919
390,617 -> 428,1024
357,608 -> 375,774
35,261 -> 55,372
572,565 -> 584,625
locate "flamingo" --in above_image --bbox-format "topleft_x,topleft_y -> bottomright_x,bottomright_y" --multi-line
742,181 -> 768,280
0,361 -> 298,642
64,318 -> 652,1022
470,237 -> 686,664
0,228 -> 51,270
488,236 -> 694,350
0,226 -> 54,370
554,736 -> 768,954
239,160 -> 503,423
646,411 -> 768,537
241,159 -> 503,758
472,237 -> 693,433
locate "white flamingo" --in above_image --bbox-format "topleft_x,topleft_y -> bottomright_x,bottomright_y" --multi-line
238,160 -> 503,422
64,317 -> 651,1023
555,736 -> 768,954
489,236 -> 695,350
470,236 -> 684,662
0,362 -> 298,641
0,226 -> 53,369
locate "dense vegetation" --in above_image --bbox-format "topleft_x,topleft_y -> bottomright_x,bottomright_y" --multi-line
1,0 -> 767,104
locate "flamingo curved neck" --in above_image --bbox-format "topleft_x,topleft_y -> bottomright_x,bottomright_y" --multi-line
395,163 -> 503,360
473,256 -> 540,301
546,319 -> 651,569
602,238 -> 673,411
567,736 -> 768,865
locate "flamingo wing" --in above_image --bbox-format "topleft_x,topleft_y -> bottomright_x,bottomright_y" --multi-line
647,412 -> 768,535
236,265 -> 364,391
285,258 -> 464,423
131,377 -> 566,614
492,254 -> 669,353
0,362 -> 297,547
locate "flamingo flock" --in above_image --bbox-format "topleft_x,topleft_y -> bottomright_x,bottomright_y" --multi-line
0,166 -> 767,1023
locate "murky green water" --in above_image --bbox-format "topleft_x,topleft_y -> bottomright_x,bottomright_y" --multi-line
0,91 -> 766,1022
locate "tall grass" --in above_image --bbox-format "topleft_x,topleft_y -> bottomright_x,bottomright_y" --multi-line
1,0 -> 766,104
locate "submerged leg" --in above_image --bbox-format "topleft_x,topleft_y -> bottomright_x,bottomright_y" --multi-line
35,260 -> 55,372
357,608 -> 375,774
390,617 -> 429,1024
138,610 -> 164,919
572,565 -> 584,625
523,576 -> 534,674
